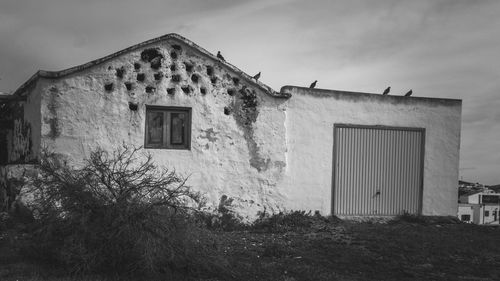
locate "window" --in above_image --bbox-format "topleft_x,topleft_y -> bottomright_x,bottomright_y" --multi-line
461,214 -> 470,221
482,195 -> 500,204
145,106 -> 191,149
484,211 -> 489,217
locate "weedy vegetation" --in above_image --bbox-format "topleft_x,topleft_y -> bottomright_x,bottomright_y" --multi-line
1,147 -> 499,281
9,146 -> 228,280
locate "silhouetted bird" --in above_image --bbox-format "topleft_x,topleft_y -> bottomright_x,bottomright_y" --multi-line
309,80 -> 317,88
404,89 -> 413,97
217,51 -> 225,61
253,72 -> 261,81
382,86 -> 391,95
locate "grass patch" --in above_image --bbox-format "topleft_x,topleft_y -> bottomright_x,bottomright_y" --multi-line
250,210 -> 342,233
391,212 -> 462,225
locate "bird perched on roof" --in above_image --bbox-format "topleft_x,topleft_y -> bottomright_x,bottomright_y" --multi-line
382,86 -> 391,95
309,80 -> 317,88
253,72 -> 261,81
404,89 -> 413,97
216,51 -> 225,61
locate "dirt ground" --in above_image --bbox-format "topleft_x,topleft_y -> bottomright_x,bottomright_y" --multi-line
1,216 -> 500,281
217,218 -> 500,281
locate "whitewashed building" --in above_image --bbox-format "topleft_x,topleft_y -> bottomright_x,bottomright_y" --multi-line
0,34 -> 462,219
458,191 -> 500,224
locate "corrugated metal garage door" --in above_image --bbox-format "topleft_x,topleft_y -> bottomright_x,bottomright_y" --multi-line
333,124 -> 425,216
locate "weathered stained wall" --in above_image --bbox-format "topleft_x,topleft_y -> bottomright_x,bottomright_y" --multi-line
0,84 -> 40,211
278,86 -> 462,216
37,40 -> 288,219
0,88 -> 40,165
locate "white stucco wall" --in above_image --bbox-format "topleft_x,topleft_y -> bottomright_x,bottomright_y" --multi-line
467,193 -> 480,204
36,39 -> 288,220
457,204 -> 474,223
480,205 -> 499,225
16,37 -> 462,219
278,86 -> 462,216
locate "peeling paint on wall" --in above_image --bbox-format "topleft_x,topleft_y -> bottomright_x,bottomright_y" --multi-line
1,101 -> 27,164
1,101 -> 34,164
9,119 -> 32,163
231,86 -> 271,172
199,128 -> 218,143
44,87 -> 61,139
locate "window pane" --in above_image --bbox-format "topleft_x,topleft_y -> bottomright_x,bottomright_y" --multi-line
145,106 -> 191,149
170,113 -> 186,145
482,195 -> 500,204
147,111 -> 163,145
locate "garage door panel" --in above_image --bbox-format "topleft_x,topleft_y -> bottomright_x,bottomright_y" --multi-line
333,125 -> 424,216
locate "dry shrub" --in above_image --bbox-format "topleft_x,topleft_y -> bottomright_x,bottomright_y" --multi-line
22,146 -> 228,279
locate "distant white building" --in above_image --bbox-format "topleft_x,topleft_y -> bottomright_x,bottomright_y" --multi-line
458,190 -> 500,224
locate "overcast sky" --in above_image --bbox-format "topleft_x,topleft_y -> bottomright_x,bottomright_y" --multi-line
1,0 -> 499,184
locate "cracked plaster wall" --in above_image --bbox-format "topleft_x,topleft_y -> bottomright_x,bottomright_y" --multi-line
37,40 -> 287,220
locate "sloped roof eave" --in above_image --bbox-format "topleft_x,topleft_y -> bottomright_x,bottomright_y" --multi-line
12,33 -> 291,99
